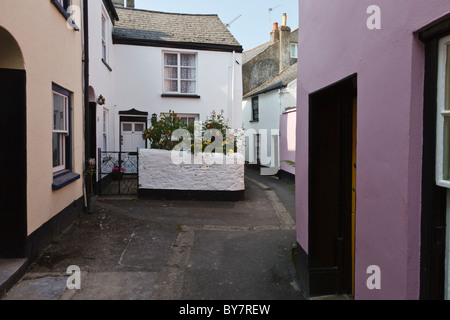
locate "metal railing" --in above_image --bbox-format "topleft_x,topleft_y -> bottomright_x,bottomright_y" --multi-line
98,148 -> 139,196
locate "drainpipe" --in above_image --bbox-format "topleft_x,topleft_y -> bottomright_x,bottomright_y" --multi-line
231,50 -> 235,128
83,0 -> 90,209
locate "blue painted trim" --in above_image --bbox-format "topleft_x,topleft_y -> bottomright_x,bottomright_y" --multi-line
52,171 -> 80,191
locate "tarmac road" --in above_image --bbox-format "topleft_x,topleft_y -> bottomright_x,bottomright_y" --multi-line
1,168 -> 303,301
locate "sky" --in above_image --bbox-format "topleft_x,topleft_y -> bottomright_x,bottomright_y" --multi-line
134,0 -> 299,51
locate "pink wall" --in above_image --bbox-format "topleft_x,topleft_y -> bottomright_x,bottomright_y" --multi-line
280,109 -> 296,175
296,0 -> 450,299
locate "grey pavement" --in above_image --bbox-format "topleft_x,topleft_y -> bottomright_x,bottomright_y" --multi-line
1,168 -> 304,301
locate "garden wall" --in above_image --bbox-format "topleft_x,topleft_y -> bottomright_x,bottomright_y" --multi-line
138,149 -> 245,201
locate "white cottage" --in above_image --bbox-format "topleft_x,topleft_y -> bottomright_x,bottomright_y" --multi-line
109,6 -> 243,153
242,15 -> 298,176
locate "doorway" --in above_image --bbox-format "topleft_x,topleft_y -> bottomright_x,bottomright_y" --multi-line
0,27 -> 27,258
121,121 -> 146,152
308,75 -> 357,296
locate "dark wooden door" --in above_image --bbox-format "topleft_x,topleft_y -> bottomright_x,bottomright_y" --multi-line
308,77 -> 355,296
0,68 -> 27,258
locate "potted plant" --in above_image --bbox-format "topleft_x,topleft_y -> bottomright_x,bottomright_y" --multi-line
84,158 -> 97,214
112,165 -> 125,181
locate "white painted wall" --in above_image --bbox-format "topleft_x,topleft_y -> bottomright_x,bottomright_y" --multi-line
89,0 -> 117,153
242,79 -> 296,169
112,44 -> 242,151
139,149 -> 245,191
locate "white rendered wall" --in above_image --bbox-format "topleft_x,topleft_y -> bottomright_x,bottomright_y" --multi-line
139,149 -> 245,191
242,90 -> 281,166
89,0 -> 117,153
242,79 -> 296,168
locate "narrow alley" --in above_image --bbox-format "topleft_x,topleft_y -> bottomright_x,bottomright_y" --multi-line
1,168 -> 303,301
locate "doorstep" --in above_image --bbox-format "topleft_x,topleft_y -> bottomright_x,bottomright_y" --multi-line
0,258 -> 29,299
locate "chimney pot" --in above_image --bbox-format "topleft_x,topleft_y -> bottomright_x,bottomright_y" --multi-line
273,22 -> 279,31
282,13 -> 287,26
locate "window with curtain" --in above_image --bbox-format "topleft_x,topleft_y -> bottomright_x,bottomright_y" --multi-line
164,52 -> 197,94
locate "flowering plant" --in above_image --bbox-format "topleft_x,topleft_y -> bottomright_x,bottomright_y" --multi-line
143,110 -> 242,155
84,158 -> 96,194
111,165 -> 125,181
112,165 -> 125,174
84,158 -> 96,176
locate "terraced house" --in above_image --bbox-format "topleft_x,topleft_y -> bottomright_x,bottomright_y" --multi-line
0,0 -> 84,285
109,5 -> 244,153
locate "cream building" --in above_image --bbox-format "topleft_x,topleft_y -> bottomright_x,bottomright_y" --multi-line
0,0 -> 84,262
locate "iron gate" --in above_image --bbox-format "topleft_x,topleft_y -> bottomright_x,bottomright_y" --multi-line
98,148 -> 139,196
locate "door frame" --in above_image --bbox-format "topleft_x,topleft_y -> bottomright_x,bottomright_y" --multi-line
418,14 -> 450,300
118,109 -> 148,153
307,74 -> 357,297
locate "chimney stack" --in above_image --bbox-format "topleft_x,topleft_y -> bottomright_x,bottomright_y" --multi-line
270,22 -> 280,44
279,13 -> 291,72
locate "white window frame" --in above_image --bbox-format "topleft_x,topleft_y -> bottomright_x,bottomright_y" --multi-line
436,35 -> 450,188
163,52 -> 198,95
101,14 -> 108,63
290,43 -> 298,59
52,91 -> 69,173
162,112 -> 199,125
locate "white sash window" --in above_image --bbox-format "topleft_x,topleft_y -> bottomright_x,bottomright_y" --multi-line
436,35 -> 450,188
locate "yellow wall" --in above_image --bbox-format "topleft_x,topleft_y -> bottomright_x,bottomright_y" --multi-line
0,0 -> 84,235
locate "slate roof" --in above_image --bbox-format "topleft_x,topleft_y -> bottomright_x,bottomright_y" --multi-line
242,42 -> 270,64
243,63 -> 298,98
113,7 -> 243,52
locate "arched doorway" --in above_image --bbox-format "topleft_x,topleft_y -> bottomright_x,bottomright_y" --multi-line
0,27 -> 27,258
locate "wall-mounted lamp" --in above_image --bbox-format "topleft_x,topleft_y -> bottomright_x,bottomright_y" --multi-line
151,113 -> 157,124
97,95 -> 106,105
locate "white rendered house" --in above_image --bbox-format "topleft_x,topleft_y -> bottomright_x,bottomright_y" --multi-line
242,15 -> 298,175
108,7 -> 243,153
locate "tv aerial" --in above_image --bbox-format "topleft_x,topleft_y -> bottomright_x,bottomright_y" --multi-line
268,4 -> 282,30
226,15 -> 242,28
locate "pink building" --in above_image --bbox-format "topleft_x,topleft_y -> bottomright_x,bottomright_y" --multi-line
295,0 -> 450,299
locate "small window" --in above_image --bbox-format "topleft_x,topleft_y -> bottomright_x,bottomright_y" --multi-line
164,52 -> 197,95
251,96 -> 259,122
135,123 -> 145,132
101,15 -> 108,63
290,44 -> 298,59
122,123 -> 133,132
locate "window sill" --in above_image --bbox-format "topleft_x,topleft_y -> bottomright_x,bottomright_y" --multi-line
50,0 -> 80,31
250,120 -> 259,123
52,170 -> 81,191
161,94 -> 201,99
102,59 -> 113,72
